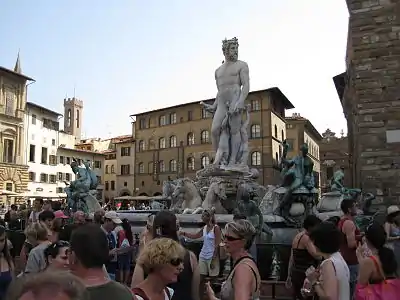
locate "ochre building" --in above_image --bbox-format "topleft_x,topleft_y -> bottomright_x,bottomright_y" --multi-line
0,57 -> 34,199
132,88 -> 294,196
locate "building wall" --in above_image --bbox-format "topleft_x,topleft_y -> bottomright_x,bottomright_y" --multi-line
116,141 -> 135,196
0,68 -> 30,199
344,1 -> 400,207
104,155 -> 117,201
134,89 -> 291,195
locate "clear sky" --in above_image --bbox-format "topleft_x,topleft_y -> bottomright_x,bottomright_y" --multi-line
1,0 -> 349,139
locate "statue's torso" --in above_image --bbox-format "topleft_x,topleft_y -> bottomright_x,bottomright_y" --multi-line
215,60 -> 246,93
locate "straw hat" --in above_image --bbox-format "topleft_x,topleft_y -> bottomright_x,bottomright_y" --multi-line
387,205 -> 400,216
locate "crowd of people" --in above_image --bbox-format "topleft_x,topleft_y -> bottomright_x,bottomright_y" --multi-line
0,199 -> 262,300
286,199 -> 400,300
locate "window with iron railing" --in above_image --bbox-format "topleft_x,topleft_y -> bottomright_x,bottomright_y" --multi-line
3,139 -> 14,163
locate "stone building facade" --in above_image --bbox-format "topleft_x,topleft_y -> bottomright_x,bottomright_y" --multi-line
0,57 -> 34,200
132,88 -> 294,196
337,0 -> 400,207
285,113 -> 322,188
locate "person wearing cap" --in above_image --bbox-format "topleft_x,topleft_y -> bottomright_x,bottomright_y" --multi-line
50,210 -> 69,242
101,211 -> 122,280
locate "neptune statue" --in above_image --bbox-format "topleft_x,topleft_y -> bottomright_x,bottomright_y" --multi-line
65,159 -> 101,213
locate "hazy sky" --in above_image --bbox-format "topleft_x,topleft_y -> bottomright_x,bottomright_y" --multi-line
1,1 -> 349,139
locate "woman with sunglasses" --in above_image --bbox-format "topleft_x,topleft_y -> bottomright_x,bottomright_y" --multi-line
132,238 -> 184,300
0,225 -> 14,299
132,211 -> 200,300
44,240 -> 70,271
206,219 -> 260,300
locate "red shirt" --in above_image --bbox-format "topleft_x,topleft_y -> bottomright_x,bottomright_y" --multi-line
338,217 -> 360,265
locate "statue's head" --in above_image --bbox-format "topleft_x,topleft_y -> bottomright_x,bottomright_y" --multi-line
300,143 -> 308,156
222,37 -> 239,62
70,159 -> 79,173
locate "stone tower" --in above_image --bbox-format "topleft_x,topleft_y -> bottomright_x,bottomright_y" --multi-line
63,97 -> 83,141
343,0 -> 400,207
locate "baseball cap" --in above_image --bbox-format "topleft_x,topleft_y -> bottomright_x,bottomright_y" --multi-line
104,211 -> 122,224
54,210 -> 69,219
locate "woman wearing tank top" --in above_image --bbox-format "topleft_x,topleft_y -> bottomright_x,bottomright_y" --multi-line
206,220 -> 260,300
307,222 -> 350,300
286,215 -> 321,300
181,209 -> 221,299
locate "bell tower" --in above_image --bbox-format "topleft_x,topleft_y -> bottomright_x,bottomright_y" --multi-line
63,97 -> 83,141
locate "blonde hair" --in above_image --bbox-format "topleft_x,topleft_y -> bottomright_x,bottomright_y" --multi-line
137,237 -> 184,273
24,222 -> 48,241
225,219 -> 256,248
6,271 -> 88,300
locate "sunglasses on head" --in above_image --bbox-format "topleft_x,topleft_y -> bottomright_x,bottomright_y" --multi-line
53,241 -> 70,248
170,258 -> 183,266
224,235 -> 242,241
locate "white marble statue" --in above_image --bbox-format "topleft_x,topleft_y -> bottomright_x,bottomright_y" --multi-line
200,37 -> 250,171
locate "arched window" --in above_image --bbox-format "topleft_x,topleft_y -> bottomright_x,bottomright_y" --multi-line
275,152 -> 279,162
251,124 -> 261,138
170,159 -> 177,172
187,132 -> 195,145
159,160 -> 165,172
67,109 -> 71,127
138,162 -> 144,173
201,130 -> 210,144
201,156 -> 210,168
76,110 -> 80,128
251,99 -> 260,111
159,137 -> 166,149
187,157 -> 195,170
281,130 -> 284,141
251,151 -> 261,166
138,140 -> 145,151
110,165 -> 115,173
274,125 -> 278,138
170,135 -> 177,147
105,165 -> 109,174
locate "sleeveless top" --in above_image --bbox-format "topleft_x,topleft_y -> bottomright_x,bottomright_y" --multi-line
291,233 -> 319,274
220,256 -> 260,300
338,217 -> 360,265
320,252 -> 350,300
199,225 -> 215,260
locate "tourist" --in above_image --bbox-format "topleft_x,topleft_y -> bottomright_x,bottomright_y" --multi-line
132,210 -> 199,300
101,211 -> 122,280
181,209 -> 221,298
356,222 -> 397,285
69,224 -> 134,299
306,222 -> 350,300
28,198 -> 43,223
0,225 -> 14,298
6,271 -> 89,300
93,209 -> 105,225
384,205 -> 400,272
44,241 -> 70,271
138,213 -> 155,253
337,199 -> 361,298
132,238 -> 184,300
58,210 -> 86,241
233,211 -> 257,260
20,224 -> 41,270
49,210 -> 69,242
286,215 -> 321,300
117,218 -> 135,285
206,219 -> 260,300
38,210 -> 55,239
25,222 -> 52,274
